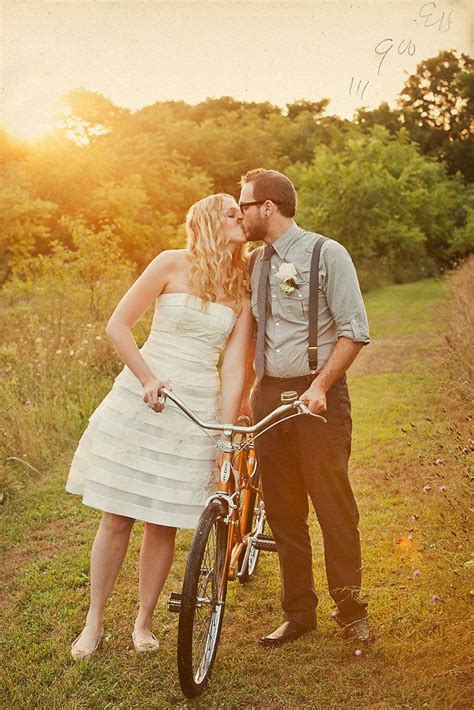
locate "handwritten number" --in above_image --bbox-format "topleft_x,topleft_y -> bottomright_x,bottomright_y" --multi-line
398,38 -> 416,57
375,38 -> 393,75
349,77 -> 369,100
419,2 -> 453,32
419,1 -> 436,23
441,9 -> 453,33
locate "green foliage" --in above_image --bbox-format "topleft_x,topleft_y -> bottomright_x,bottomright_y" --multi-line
0,164 -> 57,282
4,217 -> 134,321
290,126 -> 473,288
0,219 -> 136,497
355,50 -> 474,182
1,52 -> 472,285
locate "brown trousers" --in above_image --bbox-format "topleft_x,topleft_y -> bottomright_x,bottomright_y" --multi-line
252,374 -> 367,626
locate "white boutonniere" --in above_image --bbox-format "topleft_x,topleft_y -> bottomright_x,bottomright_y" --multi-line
276,262 -> 299,294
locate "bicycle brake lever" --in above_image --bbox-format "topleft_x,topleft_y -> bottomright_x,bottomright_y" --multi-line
295,401 -> 327,424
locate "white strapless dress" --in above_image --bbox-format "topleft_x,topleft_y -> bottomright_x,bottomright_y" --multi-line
65,293 -> 237,528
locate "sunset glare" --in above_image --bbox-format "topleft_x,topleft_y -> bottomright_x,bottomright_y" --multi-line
2,1 -> 471,142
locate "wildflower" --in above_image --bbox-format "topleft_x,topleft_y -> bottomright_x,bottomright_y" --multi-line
438,485 -> 446,492
407,534 -> 414,542
422,485 -> 431,493
69,350 -> 75,356
56,349 -> 62,355
355,649 -> 362,656
413,568 -> 421,578
95,336 -> 102,341
431,594 -> 440,603
434,458 -> 444,466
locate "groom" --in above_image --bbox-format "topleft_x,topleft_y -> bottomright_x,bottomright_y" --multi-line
239,169 -> 373,647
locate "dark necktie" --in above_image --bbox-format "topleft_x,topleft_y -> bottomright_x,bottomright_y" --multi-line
255,244 -> 275,381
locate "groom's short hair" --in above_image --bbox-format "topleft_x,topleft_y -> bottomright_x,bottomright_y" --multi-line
240,169 -> 297,218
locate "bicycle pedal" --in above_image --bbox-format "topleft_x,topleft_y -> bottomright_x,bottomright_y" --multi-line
167,591 -> 182,612
252,534 -> 277,552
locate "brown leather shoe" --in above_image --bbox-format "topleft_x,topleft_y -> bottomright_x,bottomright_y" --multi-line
260,620 -> 316,648
339,617 -> 374,643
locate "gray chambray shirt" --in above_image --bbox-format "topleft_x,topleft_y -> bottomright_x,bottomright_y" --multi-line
250,222 -> 370,377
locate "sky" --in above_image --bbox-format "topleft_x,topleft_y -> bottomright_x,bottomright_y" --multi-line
1,0 -> 472,141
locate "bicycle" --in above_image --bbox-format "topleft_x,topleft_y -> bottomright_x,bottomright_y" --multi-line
160,386 -> 326,698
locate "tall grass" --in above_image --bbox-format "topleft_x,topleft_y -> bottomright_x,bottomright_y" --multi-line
0,219 -> 144,499
444,255 -> 473,401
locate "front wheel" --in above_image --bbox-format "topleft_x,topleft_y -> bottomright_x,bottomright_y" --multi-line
177,499 -> 229,698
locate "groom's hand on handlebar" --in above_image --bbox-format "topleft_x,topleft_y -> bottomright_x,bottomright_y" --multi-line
299,382 -> 327,415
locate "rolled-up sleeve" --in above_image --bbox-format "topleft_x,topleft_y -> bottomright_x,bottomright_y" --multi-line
321,241 -> 370,344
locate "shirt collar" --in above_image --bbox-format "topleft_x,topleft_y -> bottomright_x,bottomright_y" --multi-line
271,222 -> 302,261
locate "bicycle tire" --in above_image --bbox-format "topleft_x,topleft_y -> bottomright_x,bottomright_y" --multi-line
177,499 -> 229,698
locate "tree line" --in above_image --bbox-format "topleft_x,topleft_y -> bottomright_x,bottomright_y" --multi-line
1,50 -> 472,290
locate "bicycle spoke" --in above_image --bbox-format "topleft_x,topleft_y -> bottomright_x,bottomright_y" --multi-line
187,516 -> 226,682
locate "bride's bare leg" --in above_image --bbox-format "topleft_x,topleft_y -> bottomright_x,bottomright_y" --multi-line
133,523 -> 177,646
72,512 -> 134,656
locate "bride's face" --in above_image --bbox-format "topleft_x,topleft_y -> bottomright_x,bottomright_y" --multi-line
222,196 -> 245,248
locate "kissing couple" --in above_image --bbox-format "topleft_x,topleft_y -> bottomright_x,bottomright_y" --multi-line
66,168 -> 372,660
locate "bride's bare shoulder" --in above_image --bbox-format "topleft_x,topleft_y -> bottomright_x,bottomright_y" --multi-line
147,249 -> 188,270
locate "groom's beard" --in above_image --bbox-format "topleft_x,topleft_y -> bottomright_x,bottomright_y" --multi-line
244,219 -> 268,242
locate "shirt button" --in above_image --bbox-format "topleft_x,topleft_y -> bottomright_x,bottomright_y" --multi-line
276,348 -> 280,353
275,322 -> 280,327
272,265 -> 276,270
298,294 -> 303,298
272,294 -> 276,299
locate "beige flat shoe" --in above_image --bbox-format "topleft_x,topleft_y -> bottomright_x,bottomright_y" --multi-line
71,628 -> 103,661
132,630 -> 160,653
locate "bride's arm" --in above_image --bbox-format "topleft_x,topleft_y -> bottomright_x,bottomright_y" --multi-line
219,299 -> 254,425
105,250 -> 177,409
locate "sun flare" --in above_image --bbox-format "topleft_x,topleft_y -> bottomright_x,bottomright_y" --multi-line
3,92 -> 63,142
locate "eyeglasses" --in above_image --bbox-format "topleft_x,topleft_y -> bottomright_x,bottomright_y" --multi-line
239,200 -> 281,211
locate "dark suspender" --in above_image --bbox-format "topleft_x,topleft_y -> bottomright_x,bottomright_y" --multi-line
308,236 -> 327,374
249,237 -> 327,375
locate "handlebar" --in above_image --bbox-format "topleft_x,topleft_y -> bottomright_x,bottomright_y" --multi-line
158,387 -> 327,436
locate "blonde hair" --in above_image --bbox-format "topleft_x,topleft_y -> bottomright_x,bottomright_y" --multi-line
185,193 -> 249,313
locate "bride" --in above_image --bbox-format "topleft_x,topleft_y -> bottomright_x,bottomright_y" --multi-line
66,193 -> 253,659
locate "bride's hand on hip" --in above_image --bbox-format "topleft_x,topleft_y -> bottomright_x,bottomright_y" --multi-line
142,377 -> 169,412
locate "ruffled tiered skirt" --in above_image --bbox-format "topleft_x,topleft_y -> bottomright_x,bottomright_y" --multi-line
65,359 -> 221,529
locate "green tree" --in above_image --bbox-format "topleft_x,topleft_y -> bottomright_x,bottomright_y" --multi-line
398,50 -> 474,181
290,126 -> 471,287
0,166 -> 57,282
57,89 -> 130,145
286,99 -> 330,121
354,101 -> 403,134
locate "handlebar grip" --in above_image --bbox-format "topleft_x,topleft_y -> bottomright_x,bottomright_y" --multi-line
296,401 -> 327,423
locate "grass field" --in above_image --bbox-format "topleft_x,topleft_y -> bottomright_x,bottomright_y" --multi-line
1,277 -> 472,709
